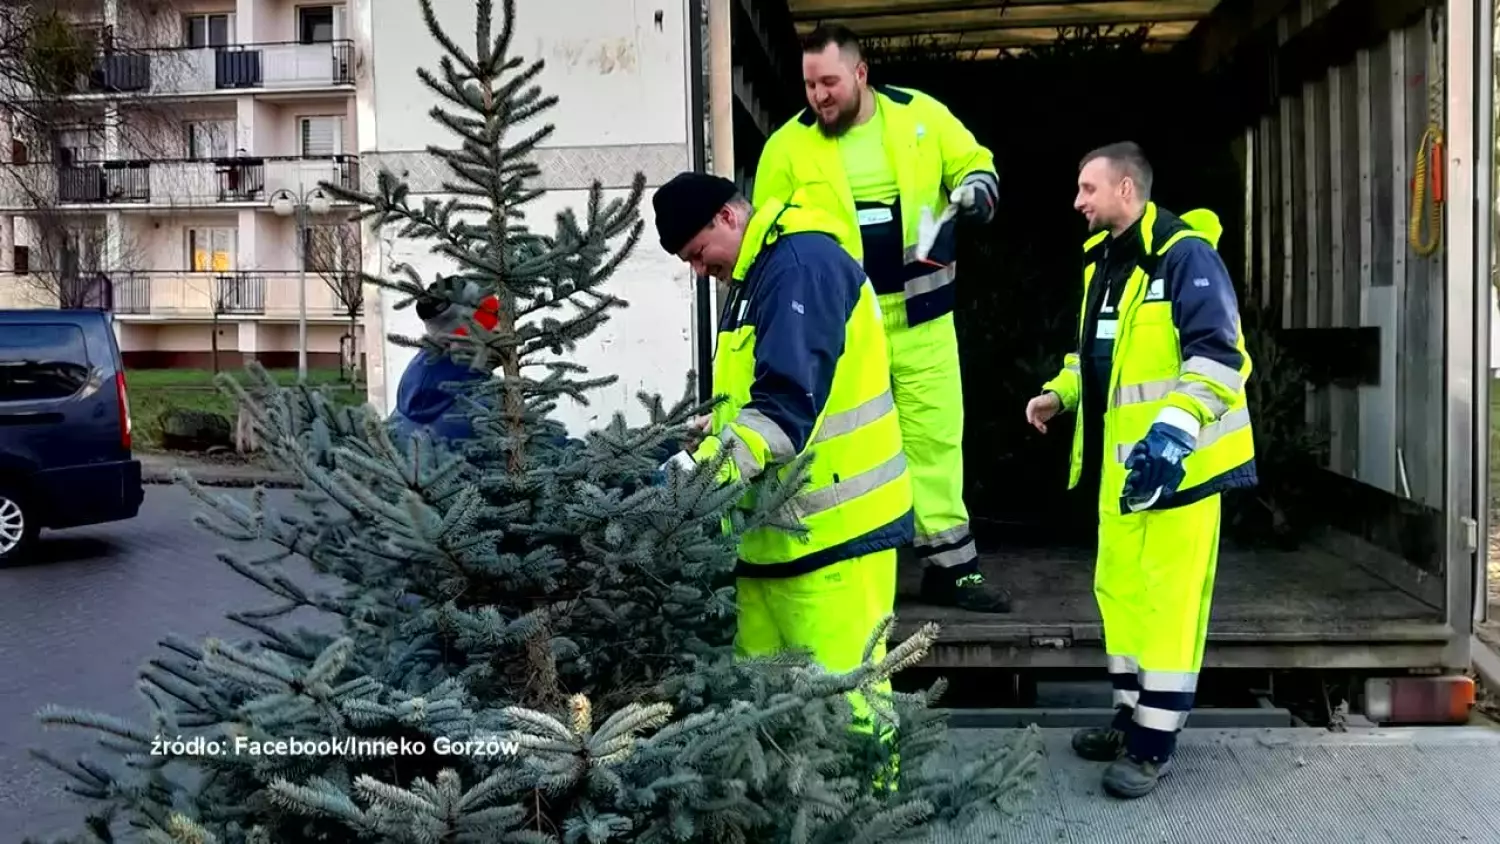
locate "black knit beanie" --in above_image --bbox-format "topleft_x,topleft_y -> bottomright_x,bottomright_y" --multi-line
654,171 -> 739,254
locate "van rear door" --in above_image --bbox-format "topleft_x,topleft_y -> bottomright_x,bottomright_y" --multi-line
0,320 -> 118,470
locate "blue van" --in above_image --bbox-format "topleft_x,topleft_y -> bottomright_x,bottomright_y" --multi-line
0,309 -> 143,563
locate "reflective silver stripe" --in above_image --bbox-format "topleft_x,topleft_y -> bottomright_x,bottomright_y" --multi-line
1113,379 -> 1175,407
783,451 -> 907,520
922,541 -> 977,568
719,429 -> 763,479
1113,689 -> 1140,708
1197,406 -> 1251,449
1175,380 -> 1230,418
1141,671 -> 1198,693
917,519 -> 978,564
1106,654 -> 1139,675
733,408 -> 795,462
813,390 -> 895,444
1113,406 -> 1251,463
905,264 -> 954,298
1064,360 -> 1080,374
1182,356 -> 1245,393
1116,377 -> 1227,417
1134,704 -> 1189,732
916,523 -> 971,548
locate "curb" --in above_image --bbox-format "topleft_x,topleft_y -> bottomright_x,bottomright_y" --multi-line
142,471 -> 301,489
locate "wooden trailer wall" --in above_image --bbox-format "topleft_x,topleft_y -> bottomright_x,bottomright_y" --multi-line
1244,2 -> 1445,508
1214,0 -> 1487,634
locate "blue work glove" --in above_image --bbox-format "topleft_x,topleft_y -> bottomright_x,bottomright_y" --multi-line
1120,421 -> 1196,512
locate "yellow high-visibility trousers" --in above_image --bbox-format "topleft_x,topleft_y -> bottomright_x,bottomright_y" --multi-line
883,307 -> 976,570
1094,492 -> 1222,763
735,550 -> 898,733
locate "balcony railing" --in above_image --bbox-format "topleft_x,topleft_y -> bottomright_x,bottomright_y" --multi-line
109,270 -> 364,319
4,155 -> 360,207
74,40 -> 355,96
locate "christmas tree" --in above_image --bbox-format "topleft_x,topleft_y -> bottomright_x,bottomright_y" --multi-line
25,1 -> 1042,841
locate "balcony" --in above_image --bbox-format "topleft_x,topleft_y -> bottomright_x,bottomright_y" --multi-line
73,40 -> 355,97
110,270 -> 363,319
1,155 -> 360,208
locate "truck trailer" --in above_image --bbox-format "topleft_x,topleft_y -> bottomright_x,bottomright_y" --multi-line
363,0 -> 1495,722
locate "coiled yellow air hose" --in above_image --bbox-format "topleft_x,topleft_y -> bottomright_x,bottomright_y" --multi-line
1408,23 -> 1444,258
1408,125 -> 1443,257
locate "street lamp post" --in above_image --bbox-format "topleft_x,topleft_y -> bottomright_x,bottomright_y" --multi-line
270,184 -> 331,380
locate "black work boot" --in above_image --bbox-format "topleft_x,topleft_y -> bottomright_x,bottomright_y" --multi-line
1102,754 -> 1173,799
1071,706 -> 1132,761
919,567 -> 1012,613
1071,725 -> 1127,761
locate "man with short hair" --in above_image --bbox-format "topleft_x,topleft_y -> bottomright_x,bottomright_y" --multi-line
751,24 -> 1010,613
653,170 -> 913,744
1025,141 -> 1258,798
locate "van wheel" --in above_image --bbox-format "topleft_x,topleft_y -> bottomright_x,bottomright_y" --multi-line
0,488 -> 38,565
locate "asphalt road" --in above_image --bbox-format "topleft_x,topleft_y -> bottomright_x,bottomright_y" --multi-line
0,483 -> 311,841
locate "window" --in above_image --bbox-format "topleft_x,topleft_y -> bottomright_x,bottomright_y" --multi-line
298,6 -> 345,43
298,116 -> 344,157
186,228 -> 237,272
55,125 -> 104,164
60,227 -> 105,274
184,13 -> 235,48
0,324 -> 91,402
185,120 -> 234,159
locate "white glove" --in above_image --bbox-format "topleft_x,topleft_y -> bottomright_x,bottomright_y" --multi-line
950,183 -> 978,208
659,450 -> 696,473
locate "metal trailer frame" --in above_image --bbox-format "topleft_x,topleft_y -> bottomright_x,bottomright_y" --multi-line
888,0 -> 1494,675
708,0 -> 1494,675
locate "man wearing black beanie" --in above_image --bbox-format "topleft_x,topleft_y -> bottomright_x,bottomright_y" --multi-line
655,171 -> 913,759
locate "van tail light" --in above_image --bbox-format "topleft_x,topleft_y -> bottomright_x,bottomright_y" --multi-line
116,370 -> 132,452
1364,675 -> 1475,725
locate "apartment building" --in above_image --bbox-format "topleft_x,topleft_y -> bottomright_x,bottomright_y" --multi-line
0,0 -> 364,370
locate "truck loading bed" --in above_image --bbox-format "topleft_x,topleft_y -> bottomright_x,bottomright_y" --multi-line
894,537 -> 1448,670
919,725 -> 1500,843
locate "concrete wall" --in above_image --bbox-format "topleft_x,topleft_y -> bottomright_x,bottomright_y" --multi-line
360,0 -> 700,435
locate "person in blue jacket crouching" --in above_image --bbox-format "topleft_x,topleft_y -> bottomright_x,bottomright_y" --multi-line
387,283 -> 500,448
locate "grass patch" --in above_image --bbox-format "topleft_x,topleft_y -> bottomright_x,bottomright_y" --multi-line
128,367 -> 367,450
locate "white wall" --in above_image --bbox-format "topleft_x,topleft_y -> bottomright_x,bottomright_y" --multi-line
1491,296 -> 1500,378
359,0 -> 699,435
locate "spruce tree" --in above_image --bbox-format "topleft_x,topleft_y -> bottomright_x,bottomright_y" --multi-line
24,1 -> 1042,841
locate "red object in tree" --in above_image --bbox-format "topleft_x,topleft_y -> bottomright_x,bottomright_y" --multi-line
453,295 -> 501,336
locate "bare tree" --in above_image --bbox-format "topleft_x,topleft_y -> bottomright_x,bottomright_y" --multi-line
0,1 -> 203,309
304,220 -> 364,381
199,272 -> 260,375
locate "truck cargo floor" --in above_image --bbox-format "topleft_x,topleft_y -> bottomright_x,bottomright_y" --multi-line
922,726 -> 1500,843
896,543 -> 1442,639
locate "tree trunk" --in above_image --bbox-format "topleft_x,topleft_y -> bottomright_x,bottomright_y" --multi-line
347,312 -> 359,383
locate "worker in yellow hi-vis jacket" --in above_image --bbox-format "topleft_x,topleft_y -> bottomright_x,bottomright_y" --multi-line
750,23 -> 1011,614
1027,141 -> 1257,800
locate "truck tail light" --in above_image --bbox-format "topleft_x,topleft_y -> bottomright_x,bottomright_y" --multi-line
1364,675 -> 1475,725
116,370 -> 132,452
